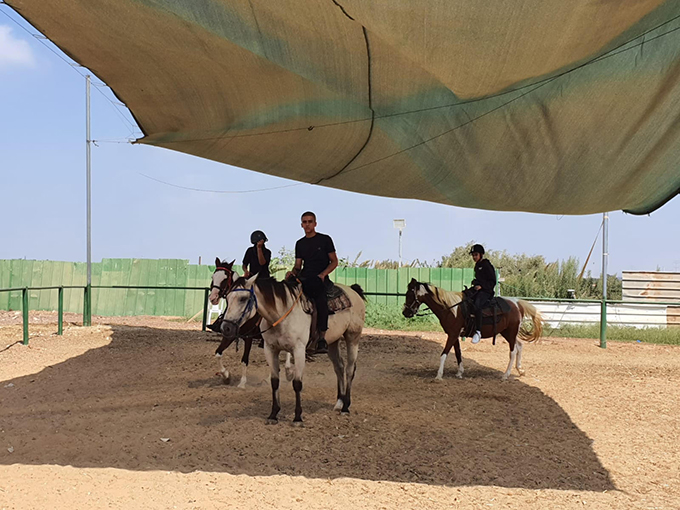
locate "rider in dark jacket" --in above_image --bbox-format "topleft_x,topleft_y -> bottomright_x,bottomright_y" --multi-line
469,244 -> 497,344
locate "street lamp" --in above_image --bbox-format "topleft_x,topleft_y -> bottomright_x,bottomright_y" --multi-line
393,219 -> 406,267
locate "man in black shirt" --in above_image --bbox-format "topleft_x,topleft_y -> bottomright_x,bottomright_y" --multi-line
243,230 -> 272,279
469,244 -> 497,344
286,211 -> 338,354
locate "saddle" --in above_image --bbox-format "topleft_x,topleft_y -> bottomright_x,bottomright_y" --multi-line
462,295 -> 512,345
302,283 -> 353,350
301,283 -> 353,315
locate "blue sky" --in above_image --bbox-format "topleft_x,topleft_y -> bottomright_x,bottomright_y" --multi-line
1,9 -> 679,276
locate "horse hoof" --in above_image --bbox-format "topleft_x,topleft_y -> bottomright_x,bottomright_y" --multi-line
237,382 -> 246,389
432,377 -> 443,383
334,400 -> 343,412
220,373 -> 230,384
292,420 -> 304,427
341,411 -> 350,416
266,418 -> 278,425
455,373 -> 463,379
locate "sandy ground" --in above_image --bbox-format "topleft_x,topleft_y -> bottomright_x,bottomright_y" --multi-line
0,311 -> 678,509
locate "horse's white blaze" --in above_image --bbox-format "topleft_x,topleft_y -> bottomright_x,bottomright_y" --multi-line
209,272 -> 228,305
436,353 -> 447,380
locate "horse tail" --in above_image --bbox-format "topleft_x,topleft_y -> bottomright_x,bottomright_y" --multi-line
516,299 -> 543,343
350,284 -> 367,301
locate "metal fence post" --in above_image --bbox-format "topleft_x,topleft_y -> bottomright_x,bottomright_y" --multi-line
22,287 -> 29,345
83,284 -> 92,326
58,286 -> 64,335
599,299 -> 607,349
202,288 -> 209,332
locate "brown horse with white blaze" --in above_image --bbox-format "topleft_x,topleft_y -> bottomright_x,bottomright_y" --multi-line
402,279 -> 543,380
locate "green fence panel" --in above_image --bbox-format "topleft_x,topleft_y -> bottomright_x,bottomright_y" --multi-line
2,259 -> 480,317
97,258 -> 115,316
0,260 -> 10,309
387,269 -> 398,305
123,259 -> 142,316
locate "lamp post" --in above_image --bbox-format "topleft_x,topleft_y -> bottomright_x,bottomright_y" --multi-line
393,219 -> 406,267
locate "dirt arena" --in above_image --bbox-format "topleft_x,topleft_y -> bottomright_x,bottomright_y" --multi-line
1,311 -> 678,509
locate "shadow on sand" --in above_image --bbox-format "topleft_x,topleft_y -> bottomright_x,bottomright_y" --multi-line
0,325 -> 613,491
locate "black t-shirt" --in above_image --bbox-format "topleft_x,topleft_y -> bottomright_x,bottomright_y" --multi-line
472,258 -> 497,293
295,233 -> 336,279
243,246 -> 271,278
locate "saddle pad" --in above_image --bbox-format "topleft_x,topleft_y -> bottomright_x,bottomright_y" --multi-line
328,287 -> 352,313
480,297 -> 512,317
301,285 -> 353,315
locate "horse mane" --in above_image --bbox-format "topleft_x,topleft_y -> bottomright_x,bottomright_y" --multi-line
423,283 -> 463,309
232,276 -> 300,309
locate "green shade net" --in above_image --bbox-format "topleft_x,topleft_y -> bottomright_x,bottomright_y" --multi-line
7,0 -> 680,214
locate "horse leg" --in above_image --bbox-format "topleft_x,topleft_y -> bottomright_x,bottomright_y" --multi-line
215,336 -> 236,384
237,338 -> 253,389
436,334 -> 458,381
452,337 -> 464,379
292,343 -> 306,425
263,344 -> 281,423
284,352 -> 295,382
502,334 -> 518,381
327,340 -> 346,411
342,335 -> 360,415
515,339 -> 525,376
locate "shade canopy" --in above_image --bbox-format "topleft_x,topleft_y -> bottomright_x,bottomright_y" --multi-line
8,0 -> 680,214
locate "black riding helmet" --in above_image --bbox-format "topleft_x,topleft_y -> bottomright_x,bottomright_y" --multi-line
250,230 -> 268,245
469,244 -> 485,255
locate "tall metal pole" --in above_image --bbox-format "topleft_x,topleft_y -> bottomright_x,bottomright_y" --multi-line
85,75 -> 92,326
599,212 -> 609,349
399,230 -> 403,268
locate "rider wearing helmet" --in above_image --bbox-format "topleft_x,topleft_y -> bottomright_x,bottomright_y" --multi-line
207,230 -> 271,335
242,230 -> 272,279
469,244 -> 497,344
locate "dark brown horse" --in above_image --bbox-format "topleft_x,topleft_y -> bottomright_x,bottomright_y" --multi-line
208,257 -> 264,388
402,279 -> 543,380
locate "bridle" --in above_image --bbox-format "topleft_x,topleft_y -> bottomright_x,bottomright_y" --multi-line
226,287 -> 259,328
404,284 -> 463,317
222,279 -> 303,336
404,286 -> 423,316
211,266 -> 234,299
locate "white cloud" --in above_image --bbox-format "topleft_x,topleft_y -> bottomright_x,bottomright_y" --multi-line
0,25 -> 35,69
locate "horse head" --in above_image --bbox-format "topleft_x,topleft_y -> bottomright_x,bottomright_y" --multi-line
221,273 -> 259,340
209,257 -> 236,305
403,278 -> 428,318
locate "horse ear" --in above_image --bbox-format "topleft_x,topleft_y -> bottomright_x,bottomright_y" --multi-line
228,260 -> 235,268
215,257 -> 221,266
245,273 -> 259,287
410,278 -> 417,284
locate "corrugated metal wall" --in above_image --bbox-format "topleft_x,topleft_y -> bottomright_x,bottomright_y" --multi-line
622,271 -> 680,302
0,260 -> 479,316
